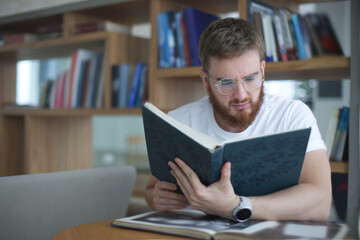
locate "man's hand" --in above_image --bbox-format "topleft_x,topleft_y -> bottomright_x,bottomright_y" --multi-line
149,180 -> 189,211
169,158 -> 240,219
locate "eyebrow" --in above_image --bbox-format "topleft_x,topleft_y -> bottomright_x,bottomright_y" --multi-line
242,71 -> 259,79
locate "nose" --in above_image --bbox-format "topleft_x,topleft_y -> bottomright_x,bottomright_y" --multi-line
233,81 -> 248,100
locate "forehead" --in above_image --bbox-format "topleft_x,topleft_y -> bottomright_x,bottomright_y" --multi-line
208,50 -> 260,76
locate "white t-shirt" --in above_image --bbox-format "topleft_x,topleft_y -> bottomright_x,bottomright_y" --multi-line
168,93 -> 325,153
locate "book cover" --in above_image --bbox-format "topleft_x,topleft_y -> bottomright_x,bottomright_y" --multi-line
128,62 -> 144,108
325,107 -> 341,158
247,0 -> 274,24
113,209 -> 348,240
305,13 -> 343,55
182,8 -> 219,66
84,56 -> 97,108
273,15 -> 288,61
118,64 -> 131,108
291,14 -> 308,60
70,49 -> 97,108
112,65 -> 120,108
135,64 -> 148,107
95,61 -> 105,109
174,11 -> 186,68
303,14 -> 323,56
142,102 -> 311,196
252,12 -> 264,41
157,12 -> 171,68
330,106 -> 350,162
89,53 -> 104,108
278,8 -> 296,61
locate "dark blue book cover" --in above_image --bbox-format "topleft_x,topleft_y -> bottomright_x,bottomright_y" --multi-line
142,103 -> 311,196
128,62 -> 144,108
182,8 -> 219,66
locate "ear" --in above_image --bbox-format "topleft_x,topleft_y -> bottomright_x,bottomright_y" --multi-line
200,69 -> 210,90
261,60 -> 266,79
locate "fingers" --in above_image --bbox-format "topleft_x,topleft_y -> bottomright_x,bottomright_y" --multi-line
220,161 -> 231,182
152,181 -> 189,210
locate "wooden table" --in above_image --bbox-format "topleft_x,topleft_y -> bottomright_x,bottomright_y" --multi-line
52,220 -> 191,240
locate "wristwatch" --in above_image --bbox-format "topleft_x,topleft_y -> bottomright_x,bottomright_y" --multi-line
232,196 -> 252,222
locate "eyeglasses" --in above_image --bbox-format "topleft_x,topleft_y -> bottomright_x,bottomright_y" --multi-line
205,70 -> 264,95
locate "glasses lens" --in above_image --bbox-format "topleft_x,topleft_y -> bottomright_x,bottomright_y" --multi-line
218,78 -> 236,95
244,75 -> 262,91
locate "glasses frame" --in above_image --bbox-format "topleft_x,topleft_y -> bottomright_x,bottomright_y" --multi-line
204,69 -> 265,95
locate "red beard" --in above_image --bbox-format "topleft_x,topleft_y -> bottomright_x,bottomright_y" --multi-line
208,86 -> 264,132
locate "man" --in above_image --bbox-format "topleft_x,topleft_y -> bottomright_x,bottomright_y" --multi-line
145,18 -> 331,222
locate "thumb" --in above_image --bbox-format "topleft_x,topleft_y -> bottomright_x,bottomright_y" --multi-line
220,161 -> 231,183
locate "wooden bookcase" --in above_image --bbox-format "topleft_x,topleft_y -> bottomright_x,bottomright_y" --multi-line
0,0 -> 351,177
0,1 -> 149,176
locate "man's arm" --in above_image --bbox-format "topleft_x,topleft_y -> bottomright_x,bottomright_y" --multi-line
145,175 -> 189,210
169,149 -> 332,221
250,149 -> 332,221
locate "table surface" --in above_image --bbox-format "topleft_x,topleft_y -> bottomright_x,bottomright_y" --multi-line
52,219 -> 192,240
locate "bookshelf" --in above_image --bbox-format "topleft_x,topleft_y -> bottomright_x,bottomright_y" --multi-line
0,2 -> 352,173
0,1 -> 149,176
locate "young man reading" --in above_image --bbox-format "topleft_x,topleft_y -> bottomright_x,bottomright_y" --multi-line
145,18 -> 331,222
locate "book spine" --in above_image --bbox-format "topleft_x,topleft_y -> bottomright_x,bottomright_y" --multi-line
291,14 -> 307,60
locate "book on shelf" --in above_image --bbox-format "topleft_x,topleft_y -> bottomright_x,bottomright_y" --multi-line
3,33 -> 36,45
142,102 -> 311,196
325,107 -> 341,158
304,13 -> 343,56
128,62 -> 148,108
291,14 -> 309,60
330,106 -> 350,162
112,209 -> 348,240
68,49 -> 98,109
157,8 -> 219,68
182,7 -> 219,66
73,21 -> 131,35
36,23 -> 63,40
247,0 -> 274,24
278,8 -> 297,61
85,53 -> 104,108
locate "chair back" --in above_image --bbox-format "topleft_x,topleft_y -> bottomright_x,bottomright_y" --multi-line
0,166 -> 136,240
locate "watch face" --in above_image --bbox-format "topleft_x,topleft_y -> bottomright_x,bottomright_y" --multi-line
236,208 -> 252,221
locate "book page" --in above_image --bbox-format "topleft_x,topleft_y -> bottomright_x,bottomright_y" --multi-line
113,209 -> 233,239
144,102 -> 217,150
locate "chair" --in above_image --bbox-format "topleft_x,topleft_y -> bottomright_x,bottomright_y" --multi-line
0,165 -> 136,240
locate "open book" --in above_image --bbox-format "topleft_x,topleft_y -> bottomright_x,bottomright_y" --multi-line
112,209 -> 348,240
142,102 -> 311,196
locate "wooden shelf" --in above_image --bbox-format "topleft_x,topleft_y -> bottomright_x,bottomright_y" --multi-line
154,56 -> 350,81
0,32 -> 111,53
0,108 -> 142,117
330,161 -> 348,174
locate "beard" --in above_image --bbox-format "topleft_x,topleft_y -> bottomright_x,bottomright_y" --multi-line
208,85 -> 264,132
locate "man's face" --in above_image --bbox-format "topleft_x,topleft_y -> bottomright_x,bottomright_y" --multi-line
200,50 -> 266,132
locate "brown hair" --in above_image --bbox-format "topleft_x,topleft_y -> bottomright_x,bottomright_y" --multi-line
198,18 -> 265,70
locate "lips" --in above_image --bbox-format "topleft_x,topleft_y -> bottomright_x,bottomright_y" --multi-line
232,102 -> 250,110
